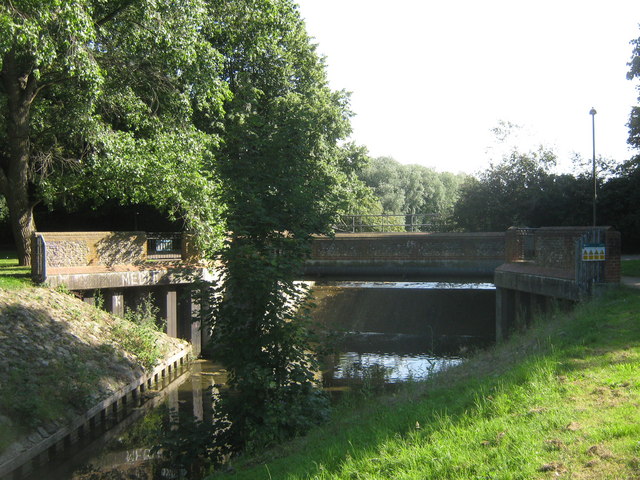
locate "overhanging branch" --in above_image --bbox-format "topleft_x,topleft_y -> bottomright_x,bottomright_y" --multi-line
96,1 -> 136,27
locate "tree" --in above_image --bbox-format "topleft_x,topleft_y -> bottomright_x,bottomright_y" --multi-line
0,0 -> 229,264
359,157 -> 406,213
609,31 -> 640,250
453,146 -> 560,231
358,156 -> 465,229
628,32 -> 640,152
203,0 -> 365,450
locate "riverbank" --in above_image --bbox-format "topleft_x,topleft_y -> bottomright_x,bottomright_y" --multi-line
211,286 -> 640,479
0,285 -> 188,464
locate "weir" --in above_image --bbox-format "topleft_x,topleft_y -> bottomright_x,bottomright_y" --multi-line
310,281 -> 496,343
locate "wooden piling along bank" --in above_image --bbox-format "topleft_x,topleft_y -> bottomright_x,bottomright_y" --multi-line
0,346 -> 192,480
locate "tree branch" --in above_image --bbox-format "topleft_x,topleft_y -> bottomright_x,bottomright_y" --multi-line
96,1 -> 136,27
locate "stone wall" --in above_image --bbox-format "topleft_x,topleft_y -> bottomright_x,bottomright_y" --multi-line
35,232 -> 147,268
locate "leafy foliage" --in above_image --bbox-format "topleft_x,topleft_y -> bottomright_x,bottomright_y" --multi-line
453,146 -> 595,231
0,0 -> 230,262
627,32 -> 640,151
358,156 -> 466,229
202,0 -> 354,451
115,294 -> 166,370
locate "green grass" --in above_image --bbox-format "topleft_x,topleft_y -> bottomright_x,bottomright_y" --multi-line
622,258 -> 640,277
0,251 -> 31,289
209,287 -> 640,480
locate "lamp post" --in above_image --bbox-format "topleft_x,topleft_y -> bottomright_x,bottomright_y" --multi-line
589,107 -> 597,227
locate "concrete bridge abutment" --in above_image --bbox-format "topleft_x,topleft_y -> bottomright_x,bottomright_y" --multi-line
494,226 -> 621,340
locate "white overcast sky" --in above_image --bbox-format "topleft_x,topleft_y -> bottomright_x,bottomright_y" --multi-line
295,0 -> 640,174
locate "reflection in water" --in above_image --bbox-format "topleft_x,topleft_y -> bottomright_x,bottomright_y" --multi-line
330,351 -> 462,383
27,280 -> 492,478
25,361 -> 226,480
321,331 -> 465,391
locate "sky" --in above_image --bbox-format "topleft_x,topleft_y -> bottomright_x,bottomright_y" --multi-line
295,0 -> 640,174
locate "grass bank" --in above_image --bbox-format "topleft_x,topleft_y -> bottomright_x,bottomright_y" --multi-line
211,287 -> 640,479
0,251 -> 30,289
622,258 -> 640,277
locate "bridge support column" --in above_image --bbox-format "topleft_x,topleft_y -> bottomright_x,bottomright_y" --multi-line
188,290 -> 202,357
496,287 -> 515,341
515,290 -> 532,330
82,290 -> 96,306
106,289 -> 125,317
161,288 -> 178,338
200,291 -> 212,349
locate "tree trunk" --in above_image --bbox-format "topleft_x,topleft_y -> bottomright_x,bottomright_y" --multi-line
5,186 -> 35,267
1,50 -> 38,266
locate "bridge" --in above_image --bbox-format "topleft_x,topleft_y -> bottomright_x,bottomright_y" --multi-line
30,227 -> 621,349
306,231 -> 504,277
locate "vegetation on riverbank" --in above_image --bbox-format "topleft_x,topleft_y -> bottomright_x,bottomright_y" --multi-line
211,287 -> 640,479
622,258 -> 640,277
0,252 -> 30,289
0,284 -> 187,455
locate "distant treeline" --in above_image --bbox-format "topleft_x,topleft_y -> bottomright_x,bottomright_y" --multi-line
356,152 -> 640,252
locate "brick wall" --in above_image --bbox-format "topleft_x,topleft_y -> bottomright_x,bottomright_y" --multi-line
604,230 -> 621,283
311,232 -> 505,261
504,226 -> 620,284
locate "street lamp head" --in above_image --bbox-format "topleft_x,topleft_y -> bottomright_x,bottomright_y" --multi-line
590,107 -> 597,116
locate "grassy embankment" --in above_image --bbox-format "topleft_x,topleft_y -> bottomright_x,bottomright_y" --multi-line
622,259 -> 640,277
0,253 -> 187,454
0,251 -> 30,289
213,287 -> 640,479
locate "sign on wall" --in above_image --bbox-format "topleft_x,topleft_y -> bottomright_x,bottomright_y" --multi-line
582,244 -> 606,262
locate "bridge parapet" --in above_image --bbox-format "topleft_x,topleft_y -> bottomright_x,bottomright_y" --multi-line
31,231 -> 205,288
306,232 -> 505,278
497,226 -> 620,297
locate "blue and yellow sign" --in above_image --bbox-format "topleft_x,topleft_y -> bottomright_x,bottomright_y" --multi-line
582,244 -> 606,262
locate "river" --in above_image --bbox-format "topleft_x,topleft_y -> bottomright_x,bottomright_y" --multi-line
24,280 -> 495,479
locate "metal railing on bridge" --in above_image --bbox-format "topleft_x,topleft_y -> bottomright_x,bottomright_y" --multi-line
146,232 -> 183,260
333,214 -> 448,233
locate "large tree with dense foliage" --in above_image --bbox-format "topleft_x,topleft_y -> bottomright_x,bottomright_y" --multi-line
202,0 -> 368,450
628,32 -> 640,153
598,30 -> 640,251
0,0 -> 229,264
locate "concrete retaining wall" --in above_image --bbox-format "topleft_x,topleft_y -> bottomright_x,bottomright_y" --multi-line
0,347 -> 192,480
